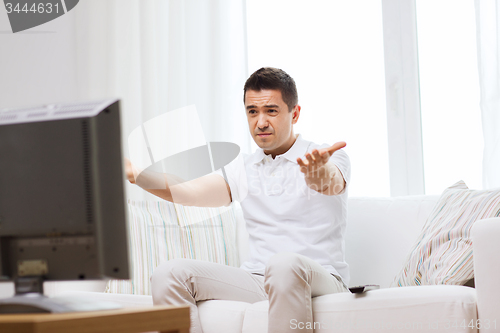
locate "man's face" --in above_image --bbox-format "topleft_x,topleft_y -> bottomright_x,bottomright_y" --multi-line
244,89 -> 300,156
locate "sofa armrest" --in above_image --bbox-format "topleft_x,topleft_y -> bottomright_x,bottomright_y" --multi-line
472,218 -> 500,329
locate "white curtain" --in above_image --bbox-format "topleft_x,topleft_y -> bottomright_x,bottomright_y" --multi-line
475,0 -> 500,189
74,0 -> 250,199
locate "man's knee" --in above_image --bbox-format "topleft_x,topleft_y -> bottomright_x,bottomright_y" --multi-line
265,252 -> 306,274
151,258 -> 195,287
152,258 -> 205,306
264,252 -> 307,290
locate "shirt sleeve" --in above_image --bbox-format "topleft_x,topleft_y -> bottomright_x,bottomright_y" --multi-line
329,149 -> 351,191
211,152 -> 245,203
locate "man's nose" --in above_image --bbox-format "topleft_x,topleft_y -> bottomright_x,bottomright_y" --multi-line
257,114 -> 269,130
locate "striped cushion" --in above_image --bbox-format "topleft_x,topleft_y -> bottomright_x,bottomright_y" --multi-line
392,181 -> 500,286
105,200 -> 239,295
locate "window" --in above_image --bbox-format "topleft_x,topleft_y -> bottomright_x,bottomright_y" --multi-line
416,0 -> 482,194
246,0 -> 389,196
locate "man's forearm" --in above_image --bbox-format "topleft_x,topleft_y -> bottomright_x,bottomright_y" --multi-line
134,169 -> 184,203
304,162 -> 345,195
133,168 -> 232,207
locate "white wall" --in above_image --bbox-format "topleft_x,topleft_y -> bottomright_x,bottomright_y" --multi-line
0,7 -> 78,109
0,8 -> 103,296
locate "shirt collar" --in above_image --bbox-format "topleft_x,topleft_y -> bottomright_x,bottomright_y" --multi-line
249,134 -> 310,165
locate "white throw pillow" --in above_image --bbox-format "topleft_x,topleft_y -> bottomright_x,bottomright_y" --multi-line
392,181 -> 500,286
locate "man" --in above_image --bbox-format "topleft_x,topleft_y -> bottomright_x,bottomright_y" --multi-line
125,67 -> 351,333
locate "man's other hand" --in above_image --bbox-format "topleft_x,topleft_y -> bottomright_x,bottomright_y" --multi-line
124,157 -> 138,184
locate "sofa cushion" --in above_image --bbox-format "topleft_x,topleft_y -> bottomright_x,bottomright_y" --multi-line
345,195 -> 439,288
313,286 -> 477,333
238,286 -> 477,333
392,181 -> 500,286
106,200 -> 240,295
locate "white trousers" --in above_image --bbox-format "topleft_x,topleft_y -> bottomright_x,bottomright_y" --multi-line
151,252 -> 349,333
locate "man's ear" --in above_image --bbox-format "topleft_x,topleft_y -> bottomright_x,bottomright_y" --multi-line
292,105 -> 301,124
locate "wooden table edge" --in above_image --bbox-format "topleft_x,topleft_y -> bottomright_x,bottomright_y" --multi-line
0,305 -> 190,333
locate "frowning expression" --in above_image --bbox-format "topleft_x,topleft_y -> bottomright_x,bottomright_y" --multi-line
244,89 -> 300,157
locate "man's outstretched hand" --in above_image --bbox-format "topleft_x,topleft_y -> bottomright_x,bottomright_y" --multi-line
297,141 -> 346,175
296,141 -> 346,195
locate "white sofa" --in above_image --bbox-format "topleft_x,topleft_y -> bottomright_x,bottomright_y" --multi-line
1,195 -> 499,332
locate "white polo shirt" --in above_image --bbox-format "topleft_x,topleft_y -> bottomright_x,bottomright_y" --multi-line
215,134 -> 351,285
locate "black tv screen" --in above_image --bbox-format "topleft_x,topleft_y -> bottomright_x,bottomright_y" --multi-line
0,99 -> 130,281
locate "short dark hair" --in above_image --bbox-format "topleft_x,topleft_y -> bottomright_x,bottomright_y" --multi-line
243,67 -> 298,112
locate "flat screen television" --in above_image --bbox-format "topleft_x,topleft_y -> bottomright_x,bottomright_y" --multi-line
0,99 -> 130,313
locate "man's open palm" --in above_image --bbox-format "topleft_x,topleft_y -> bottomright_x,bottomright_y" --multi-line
297,141 -> 346,175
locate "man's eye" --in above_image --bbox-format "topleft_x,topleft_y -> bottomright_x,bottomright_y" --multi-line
268,109 -> 277,113
248,110 -> 256,114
